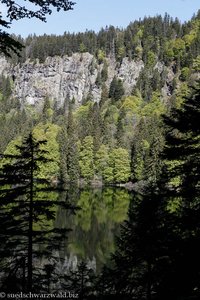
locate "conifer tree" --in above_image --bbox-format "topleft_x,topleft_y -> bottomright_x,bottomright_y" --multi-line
163,84 -> 200,199
0,132 -> 69,292
109,76 -> 125,101
99,84 -> 109,107
66,104 -> 80,182
116,108 -> 126,148
99,83 -> 200,300
91,103 -> 104,153
157,83 -> 200,298
78,136 -> 94,182
58,123 -> 69,183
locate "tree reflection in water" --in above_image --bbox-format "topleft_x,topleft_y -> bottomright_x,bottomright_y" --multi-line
0,185 -> 130,292
55,187 -> 131,273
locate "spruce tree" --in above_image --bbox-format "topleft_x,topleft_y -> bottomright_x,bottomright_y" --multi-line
91,103 -> 104,153
97,84 -> 200,300
66,104 -> 80,182
109,76 -> 125,101
0,132 -> 70,292
157,83 -> 200,299
116,108 -> 126,148
163,84 -> 200,199
78,136 -> 94,182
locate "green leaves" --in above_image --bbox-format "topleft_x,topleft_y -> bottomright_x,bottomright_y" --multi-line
78,136 -> 94,182
109,148 -> 131,183
109,76 -> 125,101
1,123 -> 61,181
95,145 -> 131,183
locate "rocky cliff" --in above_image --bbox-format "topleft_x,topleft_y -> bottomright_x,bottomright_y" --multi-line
0,53 -> 144,107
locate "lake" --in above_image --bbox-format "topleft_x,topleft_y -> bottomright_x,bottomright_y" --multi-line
0,186 -> 131,292
55,187 -> 131,273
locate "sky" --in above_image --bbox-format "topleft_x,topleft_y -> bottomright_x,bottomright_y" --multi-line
1,0 -> 200,37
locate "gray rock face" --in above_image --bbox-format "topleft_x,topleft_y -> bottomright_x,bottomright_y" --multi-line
118,58 -> 144,94
12,53 -> 98,106
0,53 -> 144,107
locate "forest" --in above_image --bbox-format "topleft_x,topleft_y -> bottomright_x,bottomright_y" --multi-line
0,10 -> 200,300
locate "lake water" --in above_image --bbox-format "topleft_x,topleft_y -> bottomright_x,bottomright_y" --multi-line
55,187 -> 131,273
0,186 -> 131,291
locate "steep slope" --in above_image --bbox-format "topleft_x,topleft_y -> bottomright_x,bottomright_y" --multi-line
0,53 -> 144,107
0,13 -> 200,184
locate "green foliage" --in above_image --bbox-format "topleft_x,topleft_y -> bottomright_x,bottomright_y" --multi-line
3,136 -> 22,156
146,50 -> 156,67
134,45 -> 143,59
75,190 -> 93,231
42,97 -> 53,123
74,101 -> 93,139
164,38 -> 186,62
33,123 -> 60,180
1,12 -> 200,187
116,46 -> 126,61
163,83 -> 200,197
109,76 -> 125,101
90,103 -> 104,152
0,133 -> 71,291
172,38 -> 186,58
141,91 -> 165,116
5,12 -> 199,69
192,55 -> 200,71
101,61 -> 108,82
97,49 -> 106,64
2,123 -> 61,181
180,67 -> 190,81
121,94 -> 143,114
131,115 -> 165,183
79,42 -> 86,53
109,148 -> 131,183
164,159 -> 182,187
64,187 -> 130,270
174,82 -> 191,108
0,133 -> 55,290
77,137 -> 131,183
0,75 -> 12,99
95,145 -> 109,179
66,108 -> 80,182
57,104 -> 80,183
183,19 -> 200,46
2,10 -> 200,297
0,136 -> 22,169
78,136 -> 94,182
98,84 -> 200,297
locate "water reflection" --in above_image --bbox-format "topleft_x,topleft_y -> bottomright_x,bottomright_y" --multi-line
55,187 -> 131,272
0,186 -> 130,291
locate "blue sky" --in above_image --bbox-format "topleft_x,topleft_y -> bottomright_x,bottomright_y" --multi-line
1,0 -> 200,37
